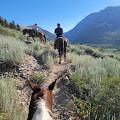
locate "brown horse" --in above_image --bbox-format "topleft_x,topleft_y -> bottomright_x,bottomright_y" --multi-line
22,29 -> 46,43
54,37 -> 69,64
27,79 -> 57,120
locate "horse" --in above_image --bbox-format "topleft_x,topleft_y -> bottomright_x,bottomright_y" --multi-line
22,29 -> 46,43
27,79 -> 57,120
54,36 -> 69,64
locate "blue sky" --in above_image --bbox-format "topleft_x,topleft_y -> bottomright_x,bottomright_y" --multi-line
0,0 -> 120,33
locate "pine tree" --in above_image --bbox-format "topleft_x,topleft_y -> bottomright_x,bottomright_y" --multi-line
4,19 -> 9,27
0,16 -> 5,26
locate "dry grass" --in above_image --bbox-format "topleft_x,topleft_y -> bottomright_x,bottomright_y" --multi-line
0,36 -> 27,65
0,77 -> 28,120
69,52 -> 120,120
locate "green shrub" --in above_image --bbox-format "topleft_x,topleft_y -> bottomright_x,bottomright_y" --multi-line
30,72 -> 45,84
69,55 -> 120,120
25,41 -> 43,55
0,38 -> 26,65
17,33 -> 27,41
33,48 -> 56,68
72,77 -> 120,120
84,46 -> 105,58
68,45 -> 85,55
0,77 -> 27,120
0,25 -> 16,37
68,44 -> 105,58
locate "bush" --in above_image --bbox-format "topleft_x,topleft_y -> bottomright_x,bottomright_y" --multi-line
84,46 -> 104,58
68,44 -> 105,58
0,77 -> 27,120
69,55 -> 120,120
0,38 -> 27,65
25,41 -> 43,55
68,45 -> 85,55
0,25 -> 16,37
30,72 -> 45,84
17,33 -> 27,41
32,47 -> 56,68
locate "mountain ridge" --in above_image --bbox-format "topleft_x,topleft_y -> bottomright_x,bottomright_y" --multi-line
65,6 -> 120,45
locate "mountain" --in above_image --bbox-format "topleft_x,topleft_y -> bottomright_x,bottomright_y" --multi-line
26,25 -> 55,40
65,6 -> 120,45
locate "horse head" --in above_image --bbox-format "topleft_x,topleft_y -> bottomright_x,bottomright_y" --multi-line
27,79 -> 57,120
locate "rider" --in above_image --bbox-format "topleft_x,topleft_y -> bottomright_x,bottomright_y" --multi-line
54,23 -> 63,38
54,23 -> 69,64
32,23 -> 38,37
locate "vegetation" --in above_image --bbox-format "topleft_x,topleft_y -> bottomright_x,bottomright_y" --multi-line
0,25 -> 16,37
68,44 -> 105,58
25,41 -> 57,68
0,16 -> 21,31
0,24 -> 120,120
0,37 -> 27,66
0,78 -> 27,120
68,51 -> 120,120
30,72 -> 45,84
0,25 -> 27,40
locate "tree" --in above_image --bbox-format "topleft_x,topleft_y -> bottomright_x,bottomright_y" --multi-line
0,16 -> 5,26
4,19 -> 9,27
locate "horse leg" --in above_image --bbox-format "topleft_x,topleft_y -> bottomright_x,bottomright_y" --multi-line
59,56 -> 62,64
33,37 -> 35,42
63,53 -> 66,62
63,48 -> 67,62
27,36 -> 29,40
59,50 -> 62,64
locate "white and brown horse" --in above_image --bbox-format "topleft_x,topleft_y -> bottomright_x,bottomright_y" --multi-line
27,80 -> 57,120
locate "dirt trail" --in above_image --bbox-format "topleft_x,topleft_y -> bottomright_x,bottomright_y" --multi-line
18,55 -> 80,120
47,63 -> 70,120
47,63 -> 80,120
48,63 -> 68,81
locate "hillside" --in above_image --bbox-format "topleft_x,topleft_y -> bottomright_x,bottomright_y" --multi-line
0,26 -> 120,120
65,6 -> 120,45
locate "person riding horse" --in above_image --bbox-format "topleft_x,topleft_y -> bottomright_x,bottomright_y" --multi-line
54,23 -> 63,38
22,24 -> 46,43
54,23 -> 69,64
32,23 -> 39,37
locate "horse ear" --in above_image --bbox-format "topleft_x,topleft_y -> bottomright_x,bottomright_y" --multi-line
48,79 -> 57,91
27,80 -> 38,90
